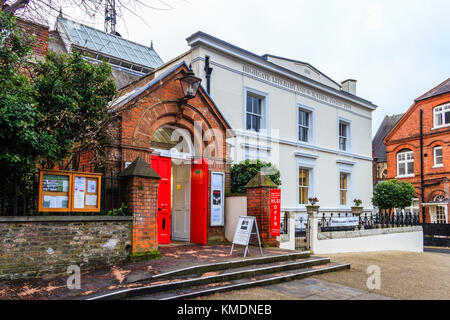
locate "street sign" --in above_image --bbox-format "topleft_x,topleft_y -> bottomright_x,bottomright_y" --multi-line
230,216 -> 263,258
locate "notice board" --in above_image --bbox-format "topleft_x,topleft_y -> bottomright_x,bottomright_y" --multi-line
38,170 -> 102,212
72,172 -> 102,212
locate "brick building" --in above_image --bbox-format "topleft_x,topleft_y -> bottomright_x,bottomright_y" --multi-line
384,78 -> 450,224
103,62 -> 233,246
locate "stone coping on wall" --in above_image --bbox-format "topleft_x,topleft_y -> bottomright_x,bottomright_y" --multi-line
0,216 -> 133,223
319,226 -> 422,240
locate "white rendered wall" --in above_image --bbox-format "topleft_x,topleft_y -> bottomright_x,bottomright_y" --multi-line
311,227 -> 424,254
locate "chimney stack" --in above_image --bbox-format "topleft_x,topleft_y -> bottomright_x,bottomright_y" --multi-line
341,79 -> 357,95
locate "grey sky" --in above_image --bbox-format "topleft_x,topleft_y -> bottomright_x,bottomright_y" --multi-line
67,0 -> 450,136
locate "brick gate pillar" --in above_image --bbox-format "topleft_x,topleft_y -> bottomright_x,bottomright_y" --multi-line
245,172 -> 280,247
120,157 -> 161,254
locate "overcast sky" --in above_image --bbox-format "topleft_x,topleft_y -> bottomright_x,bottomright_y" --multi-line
67,0 -> 450,136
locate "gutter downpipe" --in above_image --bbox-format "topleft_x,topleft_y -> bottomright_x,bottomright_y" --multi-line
420,109 -> 425,223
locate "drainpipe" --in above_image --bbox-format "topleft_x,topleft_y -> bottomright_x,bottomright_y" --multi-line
420,109 -> 425,222
204,56 -> 213,94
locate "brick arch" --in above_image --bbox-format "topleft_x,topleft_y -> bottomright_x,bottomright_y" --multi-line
428,189 -> 448,202
392,143 -> 415,154
132,101 -> 216,153
427,140 -> 445,148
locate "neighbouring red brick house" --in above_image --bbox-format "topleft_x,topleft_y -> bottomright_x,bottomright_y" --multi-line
384,78 -> 450,224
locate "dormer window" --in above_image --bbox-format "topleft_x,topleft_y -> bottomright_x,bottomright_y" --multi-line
433,103 -> 450,128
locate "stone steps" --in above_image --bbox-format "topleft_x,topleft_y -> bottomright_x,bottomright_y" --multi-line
86,252 -> 350,300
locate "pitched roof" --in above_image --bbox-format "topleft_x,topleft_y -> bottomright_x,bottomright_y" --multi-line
186,31 -> 377,110
261,54 -> 341,88
372,113 -> 404,161
415,78 -> 450,102
57,16 -> 163,70
110,61 -> 234,132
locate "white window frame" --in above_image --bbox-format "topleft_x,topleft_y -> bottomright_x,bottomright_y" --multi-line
433,146 -> 443,168
433,206 -> 448,224
244,87 -> 269,134
339,172 -> 350,207
338,118 -> 352,152
397,150 -> 414,178
337,162 -> 353,208
297,105 -> 315,145
433,103 -> 450,129
296,156 -> 316,209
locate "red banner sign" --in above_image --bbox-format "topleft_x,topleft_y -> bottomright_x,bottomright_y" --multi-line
270,189 -> 281,236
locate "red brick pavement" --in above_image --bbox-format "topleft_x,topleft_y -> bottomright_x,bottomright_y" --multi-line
0,244 -> 295,300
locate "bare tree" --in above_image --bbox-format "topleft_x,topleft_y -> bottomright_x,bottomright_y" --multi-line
1,0 -> 174,28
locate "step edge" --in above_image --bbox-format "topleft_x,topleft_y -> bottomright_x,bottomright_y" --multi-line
161,263 -> 351,300
86,257 -> 329,300
146,252 -> 311,281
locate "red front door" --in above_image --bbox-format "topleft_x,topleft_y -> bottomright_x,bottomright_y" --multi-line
151,155 -> 171,244
190,159 -> 208,244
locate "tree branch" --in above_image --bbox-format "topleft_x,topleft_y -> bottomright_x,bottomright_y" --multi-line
2,0 -> 30,14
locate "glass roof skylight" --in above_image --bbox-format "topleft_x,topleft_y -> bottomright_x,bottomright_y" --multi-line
59,17 -> 163,70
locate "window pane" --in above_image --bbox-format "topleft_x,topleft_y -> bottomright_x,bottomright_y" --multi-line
340,173 -> 347,189
339,137 -> 346,151
445,111 -> 450,125
339,122 -> 347,137
340,190 -> 347,206
255,115 -> 260,132
299,127 -> 308,142
399,163 -> 406,176
299,110 -> 309,127
299,187 -> 308,204
246,96 -> 252,112
407,162 -> 414,174
246,114 -> 252,130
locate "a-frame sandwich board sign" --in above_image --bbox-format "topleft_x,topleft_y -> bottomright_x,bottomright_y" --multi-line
230,216 -> 263,258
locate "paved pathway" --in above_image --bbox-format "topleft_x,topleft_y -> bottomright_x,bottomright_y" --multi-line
0,244 -> 294,300
196,278 -> 393,300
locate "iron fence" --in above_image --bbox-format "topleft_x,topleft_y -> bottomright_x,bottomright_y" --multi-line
318,211 -> 420,232
280,212 -> 289,235
0,167 -> 128,216
295,216 -> 307,237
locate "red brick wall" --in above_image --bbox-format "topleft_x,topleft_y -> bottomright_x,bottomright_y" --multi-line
385,93 -> 450,222
127,176 -> 159,253
246,187 -> 279,247
17,18 -> 49,58
116,66 -> 231,243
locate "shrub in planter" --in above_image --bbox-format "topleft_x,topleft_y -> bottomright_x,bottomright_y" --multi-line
231,160 -> 281,194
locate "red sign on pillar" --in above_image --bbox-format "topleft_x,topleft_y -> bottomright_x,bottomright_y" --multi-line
270,189 -> 281,236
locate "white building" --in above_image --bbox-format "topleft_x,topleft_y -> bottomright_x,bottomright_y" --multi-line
154,31 -> 377,216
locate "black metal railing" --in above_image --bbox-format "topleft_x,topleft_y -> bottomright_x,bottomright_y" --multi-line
318,211 -> 420,232
0,167 -> 128,216
101,168 -> 128,216
280,212 -> 289,235
295,216 -> 307,237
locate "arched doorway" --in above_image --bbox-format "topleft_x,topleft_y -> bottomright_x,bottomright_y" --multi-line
150,126 -> 208,245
